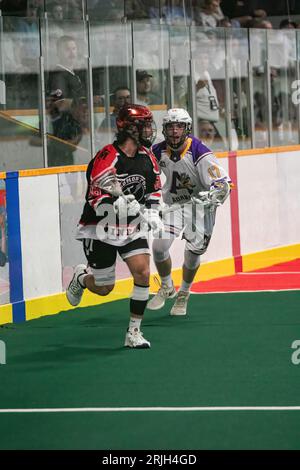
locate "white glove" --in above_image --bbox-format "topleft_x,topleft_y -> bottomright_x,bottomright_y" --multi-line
193,179 -> 231,208
113,194 -> 140,218
142,209 -> 165,237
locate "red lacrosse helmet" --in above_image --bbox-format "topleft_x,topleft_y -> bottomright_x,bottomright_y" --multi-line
116,104 -> 156,147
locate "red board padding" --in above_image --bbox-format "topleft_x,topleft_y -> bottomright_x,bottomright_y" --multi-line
191,259 -> 300,293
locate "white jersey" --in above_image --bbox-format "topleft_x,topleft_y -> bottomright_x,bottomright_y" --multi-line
152,135 -> 230,207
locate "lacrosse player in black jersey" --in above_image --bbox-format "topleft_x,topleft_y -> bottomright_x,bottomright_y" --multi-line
66,104 -> 163,348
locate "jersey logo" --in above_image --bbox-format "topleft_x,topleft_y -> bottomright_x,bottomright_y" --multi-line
177,173 -> 195,191
119,174 -> 146,202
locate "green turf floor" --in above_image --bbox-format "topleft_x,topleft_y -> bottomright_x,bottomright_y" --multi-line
0,290 -> 300,449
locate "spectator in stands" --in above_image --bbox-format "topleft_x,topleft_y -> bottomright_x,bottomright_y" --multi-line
196,0 -> 223,28
279,19 -> 297,29
198,119 -> 217,147
47,4 -> 65,40
136,69 -> 161,105
15,2 -> 40,69
46,89 -> 85,166
96,86 -> 131,146
47,35 -> 85,112
194,53 -> 223,144
50,3 -> 64,21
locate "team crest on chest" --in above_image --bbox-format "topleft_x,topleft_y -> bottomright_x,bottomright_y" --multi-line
119,174 -> 146,202
178,173 -> 195,191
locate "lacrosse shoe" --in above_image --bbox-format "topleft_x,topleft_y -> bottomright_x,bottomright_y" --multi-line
170,291 -> 190,316
66,264 -> 87,306
124,329 -> 151,349
147,282 -> 177,310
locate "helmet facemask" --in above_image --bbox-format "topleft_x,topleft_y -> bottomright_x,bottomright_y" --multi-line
163,121 -> 191,150
116,104 -> 157,148
162,108 -> 192,150
119,118 -> 156,148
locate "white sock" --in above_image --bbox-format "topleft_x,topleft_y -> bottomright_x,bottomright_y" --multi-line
128,317 -> 142,332
161,274 -> 173,288
180,280 -> 192,293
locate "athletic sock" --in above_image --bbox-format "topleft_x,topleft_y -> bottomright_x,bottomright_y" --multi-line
161,274 -> 173,288
180,280 -> 192,293
128,317 -> 142,332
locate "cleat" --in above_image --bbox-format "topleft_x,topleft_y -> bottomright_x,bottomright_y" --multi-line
170,291 -> 190,316
66,264 -> 87,306
124,329 -> 151,349
147,283 -> 177,310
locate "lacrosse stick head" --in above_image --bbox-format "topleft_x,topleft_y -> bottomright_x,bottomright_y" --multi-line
209,178 -> 231,205
95,166 -> 123,197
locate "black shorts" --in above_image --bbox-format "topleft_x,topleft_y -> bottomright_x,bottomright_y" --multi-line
83,237 -> 149,268
82,238 -> 149,286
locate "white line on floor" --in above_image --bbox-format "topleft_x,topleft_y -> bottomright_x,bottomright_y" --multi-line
0,406 -> 300,413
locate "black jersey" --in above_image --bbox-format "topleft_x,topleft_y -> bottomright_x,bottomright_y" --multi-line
76,142 -> 161,246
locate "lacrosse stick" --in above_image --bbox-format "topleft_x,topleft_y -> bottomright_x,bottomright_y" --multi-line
95,167 -> 195,216
95,166 -> 164,235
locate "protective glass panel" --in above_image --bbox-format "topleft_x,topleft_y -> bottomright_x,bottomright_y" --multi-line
191,27 -> 227,152
0,16 -> 44,171
267,29 -> 297,146
90,21 -> 132,151
0,179 -> 9,305
42,19 -> 91,166
133,22 -> 169,142
169,26 -> 190,111
249,28 -> 269,149
225,28 -> 252,151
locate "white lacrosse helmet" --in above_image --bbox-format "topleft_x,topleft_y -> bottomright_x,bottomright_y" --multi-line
162,108 -> 192,149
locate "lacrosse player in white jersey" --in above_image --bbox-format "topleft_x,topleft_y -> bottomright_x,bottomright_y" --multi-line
147,108 -> 231,315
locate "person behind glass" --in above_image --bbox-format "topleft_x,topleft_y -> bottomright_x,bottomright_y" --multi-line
46,89 -> 84,166
198,119 -> 217,147
195,0 -> 224,28
66,104 -> 164,349
47,35 -> 84,112
147,108 -> 231,316
97,86 -> 131,143
15,2 -> 40,69
195,57 -> 219,125
136,69 -> 161,106
48,3 -> 65,40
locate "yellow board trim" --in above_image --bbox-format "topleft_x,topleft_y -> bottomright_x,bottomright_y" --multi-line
19,165 -> 87,177
0,244 -> 296,325
7,144 -> 300,176
25,278 -> 135,321
0,304 -> 13,325
242,243 -> 300,273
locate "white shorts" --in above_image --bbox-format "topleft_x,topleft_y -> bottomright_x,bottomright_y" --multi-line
162,203 -> 216,254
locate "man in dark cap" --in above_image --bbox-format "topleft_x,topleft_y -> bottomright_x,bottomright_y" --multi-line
136,69 -> 161,105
